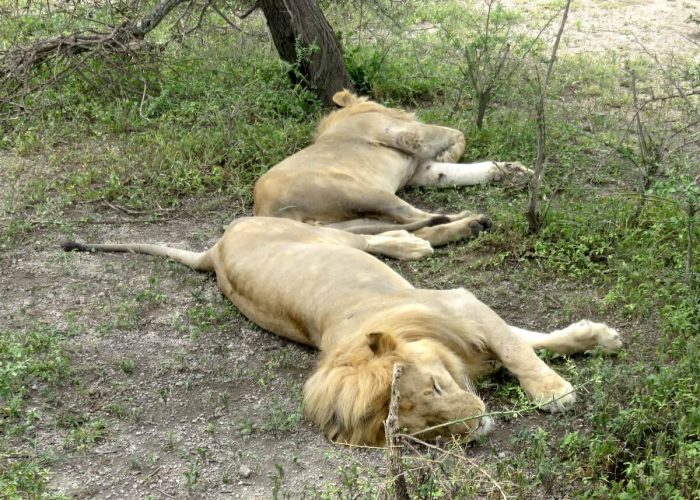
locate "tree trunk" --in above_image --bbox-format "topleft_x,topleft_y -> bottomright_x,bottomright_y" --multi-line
259,0 -> 354,106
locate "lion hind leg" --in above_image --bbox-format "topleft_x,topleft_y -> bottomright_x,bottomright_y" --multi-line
414,213 -> 492,247
510,320 -> 622,355
365,231 -> 433,260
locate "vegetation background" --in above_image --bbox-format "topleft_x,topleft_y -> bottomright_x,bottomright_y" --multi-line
1,0 -> 698,497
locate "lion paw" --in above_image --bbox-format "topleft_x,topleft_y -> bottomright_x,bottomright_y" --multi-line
415,214 -> 492,247
568,320 -> 623,353
369,231 -> 433,260
436,146 -> 462,163
378,229 -> 411,238
435,134 -> 466,163
468,214 -> 493,236
525,377 -> 576,413
492,161 -> 533,188
446,210 -> 476,222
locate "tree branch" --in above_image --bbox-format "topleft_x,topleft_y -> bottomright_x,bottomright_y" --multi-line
238,1 -> 260,19
132,0 -> 190,38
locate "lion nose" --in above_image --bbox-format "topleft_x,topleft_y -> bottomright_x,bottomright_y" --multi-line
475,415 -> 495,437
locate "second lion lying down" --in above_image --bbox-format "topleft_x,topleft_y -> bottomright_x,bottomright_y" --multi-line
254,90 -> 532,247
63,218 -> 622,445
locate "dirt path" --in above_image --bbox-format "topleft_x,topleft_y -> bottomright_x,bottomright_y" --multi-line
1,201 -> 375,497
503,0 -> 699,56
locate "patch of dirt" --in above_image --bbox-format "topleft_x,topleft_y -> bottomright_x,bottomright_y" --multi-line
503,0 -> 699,56
3,200 -> 388,498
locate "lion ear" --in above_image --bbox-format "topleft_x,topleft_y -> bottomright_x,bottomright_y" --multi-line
332,89 -> 359,108
367,332 -> 397,356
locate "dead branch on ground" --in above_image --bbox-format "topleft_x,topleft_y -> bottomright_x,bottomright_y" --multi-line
1,0 -> 188,77
0,0 -> 255,115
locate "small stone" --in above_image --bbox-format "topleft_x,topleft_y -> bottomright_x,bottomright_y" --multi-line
238,465 -> 252,478
497,452 -> 506,459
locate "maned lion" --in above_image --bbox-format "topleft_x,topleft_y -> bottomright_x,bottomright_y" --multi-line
253,90 -> 532,247
63,217 -> 622,445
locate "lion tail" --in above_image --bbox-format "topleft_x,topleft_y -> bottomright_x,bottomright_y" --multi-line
61,241 -> 215,272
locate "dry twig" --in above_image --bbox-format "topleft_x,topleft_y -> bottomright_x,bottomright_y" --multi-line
384,364 -> 409,500
400,434 -> 509,500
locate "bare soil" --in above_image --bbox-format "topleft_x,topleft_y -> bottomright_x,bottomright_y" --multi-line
503,0 -> 699,56
1,1 -> 696,498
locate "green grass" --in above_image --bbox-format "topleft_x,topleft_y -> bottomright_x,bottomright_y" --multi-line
1,0 -> 699,497
0,325 -> 72,498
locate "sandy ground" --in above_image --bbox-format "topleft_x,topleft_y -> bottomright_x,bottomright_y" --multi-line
503,0 -> 699,56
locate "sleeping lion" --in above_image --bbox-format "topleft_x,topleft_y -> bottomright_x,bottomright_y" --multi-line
254,90 -> 532,247
63,217 -> 622,445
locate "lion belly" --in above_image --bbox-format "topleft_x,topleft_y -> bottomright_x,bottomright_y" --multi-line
215,220 -> 413,348
253,142 -> 418,222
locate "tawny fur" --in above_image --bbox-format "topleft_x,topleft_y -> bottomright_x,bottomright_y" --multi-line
253,90 -> 533,247
63,217 -> 622,445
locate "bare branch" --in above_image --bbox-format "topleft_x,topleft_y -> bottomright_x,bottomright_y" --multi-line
632,33 -> 699,117
183,0 -> 211,35
210,0 -> 244,32
238,1 -> 259,19
544,0 -> 570,86
526,0 -> 572,234
385,364 -> 409,500
630,70 -> 649,166
132,0 -> 190,38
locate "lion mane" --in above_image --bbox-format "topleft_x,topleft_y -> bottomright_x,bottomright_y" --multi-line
303,306 -> 487,445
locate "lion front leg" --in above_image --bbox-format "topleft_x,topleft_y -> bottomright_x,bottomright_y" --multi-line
509,320 -> 623,356
486,331 -> 577,413
407,161 -> 533,187
441,289 -> 578,412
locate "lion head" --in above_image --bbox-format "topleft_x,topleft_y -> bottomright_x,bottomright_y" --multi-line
303,308 -> 493,445
314,90 -> 416,141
